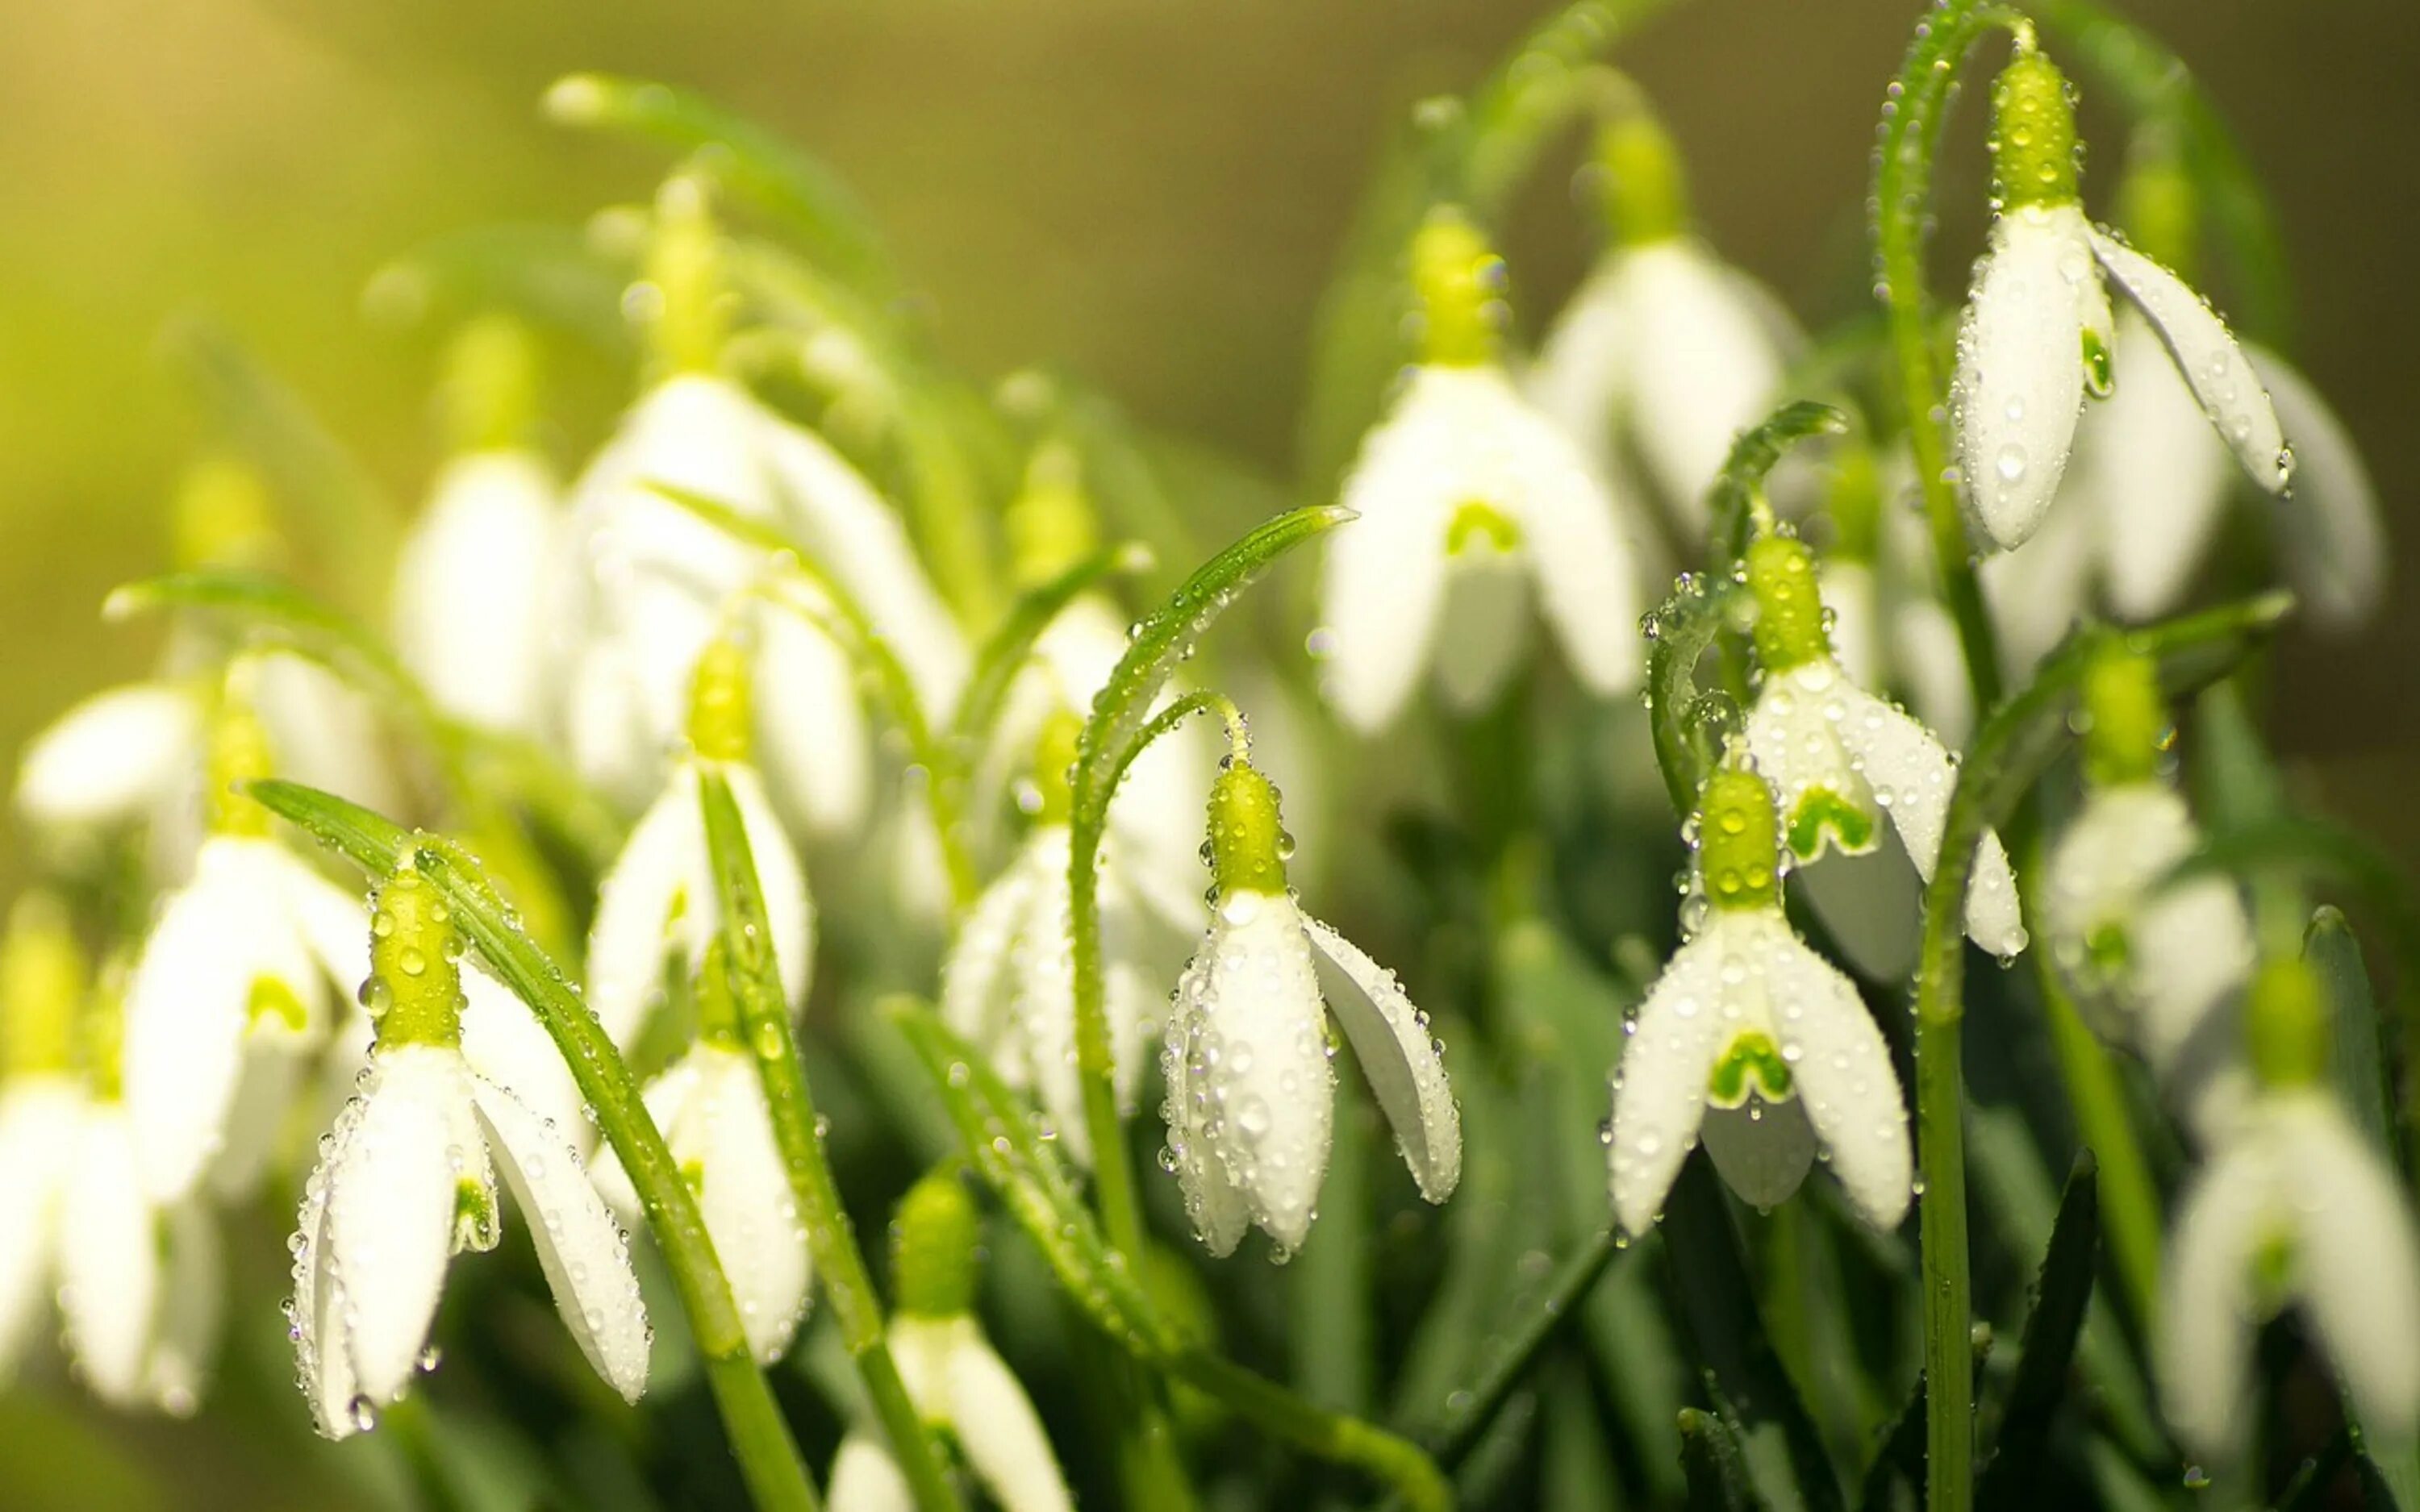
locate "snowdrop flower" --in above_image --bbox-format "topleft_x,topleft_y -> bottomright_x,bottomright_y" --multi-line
292,860 -> 648,1439
122,696 -> 369,1203
1161,756 -> 1461,1258
1608,762 -> 1910,1235
586,636 -> 814,1053
943,714 -> 1193,1167
1737,534 -> 2026,974
1952,38 -> 2289,553
590,944 -> 808,1364
393,318 -> 564,738
560,176 -> 964,828
2159,959 -> 2420,1459
0,898 -> 94,1379
1319,210 -> 1642,733
2043,649 -> 2250,1126
827,1171 -> 1074,1512
1529,111 -> 1797,533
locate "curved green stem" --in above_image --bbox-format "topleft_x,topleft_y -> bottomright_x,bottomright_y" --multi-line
1871,0 -> 2026,723
1172,1350 -> 1451,1512
244,780 -> 821,1512
696,768 -> 963,1511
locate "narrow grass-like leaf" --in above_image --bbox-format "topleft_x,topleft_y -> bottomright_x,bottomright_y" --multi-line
1643,575 -> 1747,815
1976,1155 -> 2099,1512
947,542 -> 1153,754
2308,909 -> 2396,1156
1704,402 -> 1849,564
1680,1404 -> 1771,1512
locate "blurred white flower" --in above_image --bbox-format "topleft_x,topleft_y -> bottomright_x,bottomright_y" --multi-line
2161,1090 -> 2420,1458
1608,764 -> 1910,1235
59,1100 -> 223,1415
1161,762 -> 1459,1258
0,1071 -> 81,1381
393,449 -> 564,736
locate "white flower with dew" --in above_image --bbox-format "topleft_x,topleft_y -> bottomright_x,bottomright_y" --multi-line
1318,212 -> 1643,733
1160,760 -> 1461,1258
1952,43 -> 2289,553
1608,763 -> 1911,1234
291,863 -> 648,1439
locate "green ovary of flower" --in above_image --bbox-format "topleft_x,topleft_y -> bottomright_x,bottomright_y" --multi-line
206,695 -> 277,840
1207,760 -> 1291,897
893,1168 -> 982,1319
0,895 -> 86,1081
1410,210 -> 1504,369
686,634 -> 755,765
1708,1031 -> 1794,1108
2247,956 -> 2332,1092
1445,500 -> 1521,557
1990,41 -> 2080,212
1699,766 -> 1782,912
1744,534 -> 1830,673
1596,112 -> 1689,248
368,863 -> 465,1049
2080,646 -> 2168,789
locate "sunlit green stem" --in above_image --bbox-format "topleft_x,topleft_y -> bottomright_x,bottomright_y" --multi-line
695,768 -> 963,1512
1871,0 -> 2026,722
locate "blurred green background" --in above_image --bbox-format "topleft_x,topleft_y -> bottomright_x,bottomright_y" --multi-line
0,1 -> 2412,1497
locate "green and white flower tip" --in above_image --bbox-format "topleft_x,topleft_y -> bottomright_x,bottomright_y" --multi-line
1609,761 -> 1911,1235
826,1170 -> 1074,1512
561,173 -> 965,829
590,943 -> 809,1364
2045,649 -> 2251,1128
0,898 -> 90,1372
120,691 -> 369,1206
292,860 -> 648,1439
1529,110 -> 1799,531
392,316 -> 565,739
1159,757 -> 1461,1259
943,711 -> 1193,1169
586,634 -> 816,1054
2161,958 -> 2420,1460
1317,209 -> 1644,733
1953,36 -> 2290,555
1738,534 -> 2026,973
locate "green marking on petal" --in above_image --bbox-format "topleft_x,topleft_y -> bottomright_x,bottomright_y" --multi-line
679,1158 -> 707,1196
1708,1031 -> 1795,1109
2084,920 -> 2132,982
247,975 -> 311,1036
1785,786 -> 1875,862
1445,500 -> 1521,558
2081,326 -> 2114,399
2251,1220 -> 2295,1318
453,1177 -> 501,1254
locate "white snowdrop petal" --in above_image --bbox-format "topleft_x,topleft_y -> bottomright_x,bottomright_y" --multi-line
754,605 -> 874,838
940,844 -> 1041,1060
14,682 -> 198,827
1699,1097 -> 1817,1214
123,847 -> 268,1202
684,1049 -> 811,1364
207,1031 -> 307,1202
2251,348 -> 2385,629
0,1083 -> 77,1375
292,1102 -> 359,1438
394,450 -> 561,735
728,764 -> 818,1018
2284,1102 -> 2420,1442
1320,371 -> 1464,732
1978,484 -> 2097,681
1955,206 -> 2092,549
828,1432 -> 918,1512
1008,837 -> 1090,1165
2159,1138 -> 2268,1457
586,777 -> 702,1050
143,1201 -> 223,1416
252,652 -> 405,821
1797,843 -> 1922,983
2130,879 -> 2254,1081
1892,595 -> 1977,748
1432,549 -> 1533,715
1525,263 -> 1636,457
1505,389 -> 1646,698
1300,917 -> 1461,1203
330,1048 -> 469,1406
588,1060 -> 699,1223
1160,964 -> 1251,1256
1763,932 -> 1910,1231
2087,227 -> 2289,496
2084,310 -> 2235,620
461,967 -> 588,1145
1608,931 -> 1729,1237
1621,241 -> 1792,522
1820,561 -> 1882,693
60,1107 -> 161,1406
945,1323 -> 1077,1512
1830,684 -> 2026,958
469,1073 -> 650,1402
1742,665 -> 1871,864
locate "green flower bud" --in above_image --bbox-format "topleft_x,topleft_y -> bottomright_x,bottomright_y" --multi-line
1410,210 -> 1505,369
1697,765 -> 1782,913
0,893 -> 85,1081
1595,112 -> 1689,247
440,314 -> 543,454
1206,760 -> 1289,897
891,1167 -> 982,1318
2078,644 -> 2168,789
1990,40 -> 2082,212
2246,955 -> 2330,1092
367,860 -> 465,1049
687,633 -> 754,765
1744,534 -> 1830,674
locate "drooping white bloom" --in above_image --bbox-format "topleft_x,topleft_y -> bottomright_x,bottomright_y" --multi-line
942,823 -> 1192,1167
0,1073 -> 81,1379
1608,764 -> 1910,1235
393,449 -> 563,736
1319,364 -> 1643,731
1529,238 -> 1796,534
2045,783 -> 2251,1101
887,1314 -> 1075,1512
2161,1091 -> 2420,1457
559,372 -> 966,829
1161,763 -> 1460,1257
1738,536 -> 2026,973
294,1042 -> 649,1437
2255,350 -> 2386,631
586,759 -> 813,1053
827,1432 -> 917,1511
589,1043 -> 808,1364
58,1101 -> 223,1414
123,833 -> 366,1203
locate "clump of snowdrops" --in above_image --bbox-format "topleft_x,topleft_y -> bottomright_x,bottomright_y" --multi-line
0,3 -> 2410,1510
